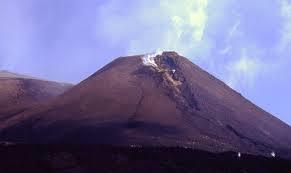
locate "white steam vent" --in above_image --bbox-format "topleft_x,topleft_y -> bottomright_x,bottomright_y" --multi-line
142,50 -> 163,67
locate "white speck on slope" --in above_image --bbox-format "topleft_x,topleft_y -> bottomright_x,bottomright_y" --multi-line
271,151 -> 276,157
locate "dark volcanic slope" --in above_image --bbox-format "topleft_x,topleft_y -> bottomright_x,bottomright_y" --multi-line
1,52 -> 291,158
0,71 -> 73,120
1,145 -> 291,173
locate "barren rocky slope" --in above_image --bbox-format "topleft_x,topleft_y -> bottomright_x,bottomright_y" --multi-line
0,71 -> 73,121
1,52 -> 290,158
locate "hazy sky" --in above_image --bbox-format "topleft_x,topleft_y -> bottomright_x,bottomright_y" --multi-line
0,0 -> 291,125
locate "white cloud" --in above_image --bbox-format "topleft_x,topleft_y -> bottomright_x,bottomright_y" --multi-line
226,49 -> 264,89
218,20 -> 241,55
278,0 -> 291,52
161,0 -> 208,42
219,46 -> 231,55
97,0 -> 215,58
227,20 -> 241,41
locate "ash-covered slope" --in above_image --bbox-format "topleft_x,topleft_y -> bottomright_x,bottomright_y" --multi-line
1,52 -> 291,158
0,71 -> 73,120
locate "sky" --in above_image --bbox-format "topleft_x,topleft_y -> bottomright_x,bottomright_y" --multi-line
0,0 -> 291,125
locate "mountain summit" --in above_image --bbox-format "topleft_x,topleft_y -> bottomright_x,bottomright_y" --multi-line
1,52 -> 291,158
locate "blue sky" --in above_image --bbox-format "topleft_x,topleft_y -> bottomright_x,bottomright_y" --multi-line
0,0 -> 291,125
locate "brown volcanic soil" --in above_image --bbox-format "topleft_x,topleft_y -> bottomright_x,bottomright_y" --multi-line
0,71 -> 73,120
1,52 -> 291,158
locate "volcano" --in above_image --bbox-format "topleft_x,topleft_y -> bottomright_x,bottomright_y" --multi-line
1,52 -> 291,158
0,70 -> 73,121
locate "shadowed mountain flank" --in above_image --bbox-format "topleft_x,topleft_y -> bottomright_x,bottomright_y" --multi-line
0,145 -> 290,173
0,71 -> 73,120
0,52 -> 291,159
